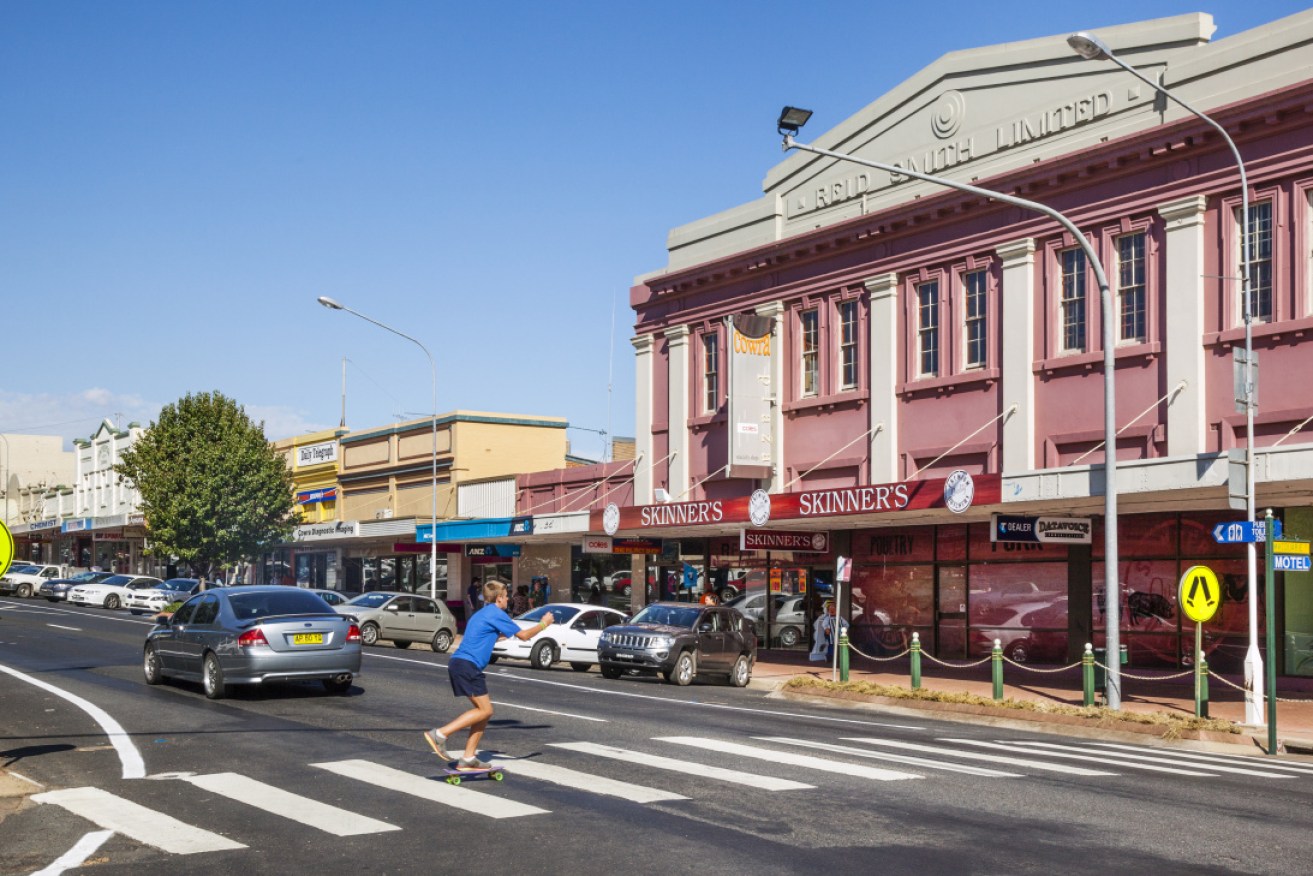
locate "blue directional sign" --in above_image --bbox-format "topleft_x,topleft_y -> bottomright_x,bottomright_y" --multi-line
1273,554 -> 1312,572
1212,518 -> 1282,544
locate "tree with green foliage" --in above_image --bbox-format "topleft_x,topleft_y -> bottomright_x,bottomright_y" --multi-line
115,391 -> 297,579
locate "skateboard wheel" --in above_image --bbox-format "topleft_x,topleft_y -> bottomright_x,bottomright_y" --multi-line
446,776 -> 461,785
491,771 -> 504,781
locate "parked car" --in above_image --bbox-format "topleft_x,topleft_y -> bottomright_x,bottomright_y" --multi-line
603,571 -> 633,597
1,564 -> 64,598
491,603 -> 627,671
300,588 -> 356,607
126,578 -> 203,616
143,585 -> 361,699
335,592 -> 456,652
40,571 -> 116,602
69,575 -> 165,610
597,601 -> 755,687
726,592 -> 809,647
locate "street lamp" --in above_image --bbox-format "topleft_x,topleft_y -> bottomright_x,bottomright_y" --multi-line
317,296 -> 441,602
1067,30 -> 1263,724
777,107 -> 1125,707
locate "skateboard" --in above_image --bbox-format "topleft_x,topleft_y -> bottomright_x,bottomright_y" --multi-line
442,766 -> 507,785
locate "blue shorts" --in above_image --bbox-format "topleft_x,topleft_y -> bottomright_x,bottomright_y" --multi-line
448,657 -> 487,698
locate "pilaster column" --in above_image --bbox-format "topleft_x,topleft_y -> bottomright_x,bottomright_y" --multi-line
755,301 -> 786,493
665,325 -> 691,499
865,273 -> 899,482
1158,195 -> 1209,456
632,334 -> 655,503
998,238 -> 1036,474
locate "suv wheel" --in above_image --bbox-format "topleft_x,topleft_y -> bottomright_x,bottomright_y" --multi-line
600,663 -> 623,680
728,654 -> 751,687
664,650 -> 695,686
17,584 -> 31,598
432,628 -> 454,653
530,640 -> 558,670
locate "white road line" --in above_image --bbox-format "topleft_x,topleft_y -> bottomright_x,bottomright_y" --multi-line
365,651 -> 927,730
491,701 -> 608,722
312,759 -> 549,819
47,624 -> 83,631
840,737 -> 1117,776
487,756 -> 686,802
31,787 -> 245,854
753,736 -> 1020,777
0,663 -> 145,779
0,599 -> 157,627
1006,741 -> 1296,779
943,739 -> 1217,776
182,772 -> 400,835
30,829 -> 113,876
656,737 -> 921,781
1080,742 -> 1313,775
552,742 -> 814,790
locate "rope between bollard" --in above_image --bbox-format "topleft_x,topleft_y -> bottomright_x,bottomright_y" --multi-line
1001,657 -> 1083,673
847,642 -> 910,662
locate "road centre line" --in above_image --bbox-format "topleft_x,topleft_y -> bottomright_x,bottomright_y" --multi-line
753,736 -> 1019,777
32,787 -> 245,853
657,736 -> 921,781
182,772 -> 400,835
366,651 -> 927,730
0,597 -> 156,627
312,759 -> 548,819
840,737 -> 1116,776
551,741 -> 814,791
47,624 -> 83,631
944,739 -> 1217,776
0,662 -> 145,779
30,830 -> 113,876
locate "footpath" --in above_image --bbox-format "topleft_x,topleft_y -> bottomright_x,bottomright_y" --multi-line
750,648 -> 1313,756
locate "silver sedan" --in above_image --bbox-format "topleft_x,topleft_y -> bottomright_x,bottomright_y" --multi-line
143,585 -> 362,699
335,592 -> 457,652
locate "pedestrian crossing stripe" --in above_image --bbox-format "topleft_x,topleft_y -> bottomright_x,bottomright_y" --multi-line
840,737 -> 1117,776
1080,742 -> 1313,775
1008,741 -> 1297,779
753,736 -> 1019,777
551,741 -> 814,790
656,736 -> 920,781
182,772 -> 401,834
311,759 -> 550,819
485,755 -> 687,803
32,787 -> 246,854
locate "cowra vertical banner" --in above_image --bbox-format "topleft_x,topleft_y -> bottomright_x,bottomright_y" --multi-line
726,313 -> 774,479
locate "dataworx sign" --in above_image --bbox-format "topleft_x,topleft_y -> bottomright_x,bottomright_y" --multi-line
592,473 -> 1000,534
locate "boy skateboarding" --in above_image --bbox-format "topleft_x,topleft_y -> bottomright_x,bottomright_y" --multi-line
424,579 -> 554,770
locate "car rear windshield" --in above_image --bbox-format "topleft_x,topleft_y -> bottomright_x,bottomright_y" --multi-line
229,590 -> 332,620
100,575 -> 133,587
630,605 -> 700,628
345,592 -> 392,608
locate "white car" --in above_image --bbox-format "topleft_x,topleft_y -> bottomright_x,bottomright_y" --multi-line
0,564 -> 64,598
126,578 -> 203,615
68,575 -> 164,610
491,602 -> 627,671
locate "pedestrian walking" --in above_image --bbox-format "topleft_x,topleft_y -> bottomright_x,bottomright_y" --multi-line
424,580 -> 554,770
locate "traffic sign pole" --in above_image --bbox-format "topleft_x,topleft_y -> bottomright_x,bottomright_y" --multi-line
1265,509 -> 1278,755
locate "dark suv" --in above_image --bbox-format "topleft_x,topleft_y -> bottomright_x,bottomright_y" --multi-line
597,602 -> 755,687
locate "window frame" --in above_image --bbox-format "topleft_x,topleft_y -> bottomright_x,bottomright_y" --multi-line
701,331 -> 720,414
962,267 -> 989,369
837,298 -> 860,391
1115,230 -> 1148,344
799,307 -> 820,398
916,279 -> 940,378
1058,246 -> 1088,353
1220,186 -> 1285,331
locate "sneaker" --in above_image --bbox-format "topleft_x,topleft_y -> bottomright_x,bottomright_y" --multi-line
423,729 -> 451,761
456,755 -> 492,771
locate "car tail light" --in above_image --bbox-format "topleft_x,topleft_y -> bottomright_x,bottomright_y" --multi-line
346,624 -> 362,643
237,628 -> 269,648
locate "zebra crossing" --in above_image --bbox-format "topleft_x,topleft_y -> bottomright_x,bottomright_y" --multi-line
31,735 -> 1313,857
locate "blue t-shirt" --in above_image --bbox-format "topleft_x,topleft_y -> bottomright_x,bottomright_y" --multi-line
450,604 -> 523,670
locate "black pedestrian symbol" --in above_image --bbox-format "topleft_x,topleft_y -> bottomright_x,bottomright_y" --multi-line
1187,575 -> 1216,608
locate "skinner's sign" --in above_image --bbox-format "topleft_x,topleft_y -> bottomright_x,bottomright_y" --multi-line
593,472 -> 998,534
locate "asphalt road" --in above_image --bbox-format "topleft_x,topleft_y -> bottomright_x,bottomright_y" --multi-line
2,594 -> 1312,875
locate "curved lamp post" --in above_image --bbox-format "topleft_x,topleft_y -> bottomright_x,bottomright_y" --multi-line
318,296 -> 440,602
1068,30 -> 1263,724
777,108 -> 1124,707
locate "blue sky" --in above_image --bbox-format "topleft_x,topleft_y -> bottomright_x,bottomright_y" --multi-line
2,1 -> 1305,460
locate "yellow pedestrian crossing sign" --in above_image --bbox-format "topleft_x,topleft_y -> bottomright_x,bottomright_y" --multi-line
1179,564 -> 1221,623
0,520 -> 13,580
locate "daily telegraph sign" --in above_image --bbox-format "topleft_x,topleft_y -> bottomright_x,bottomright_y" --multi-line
592,473 -> 999,535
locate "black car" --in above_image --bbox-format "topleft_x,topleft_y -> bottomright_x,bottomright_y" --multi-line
597,602 -> 755,687
39,571 -> 116,602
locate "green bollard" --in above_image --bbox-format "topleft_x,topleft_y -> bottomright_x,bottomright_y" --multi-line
1082,642 -> 1095,707
1199,652 -> 1209,719
910,631 -> 922,690
839,633 -> 850,682
992,638 -> 1004,701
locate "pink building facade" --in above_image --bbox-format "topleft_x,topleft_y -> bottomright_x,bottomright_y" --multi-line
606,12 -> 1313,677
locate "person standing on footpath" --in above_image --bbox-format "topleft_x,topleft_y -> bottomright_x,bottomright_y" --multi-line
424,580 -> 554,770
809,600 -> 848,662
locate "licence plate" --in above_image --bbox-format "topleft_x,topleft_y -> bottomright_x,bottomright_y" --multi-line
614,652 -> 634,660
293,633 -> 325,645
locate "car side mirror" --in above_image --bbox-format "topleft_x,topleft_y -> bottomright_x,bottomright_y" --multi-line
697,622 -> 713,633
